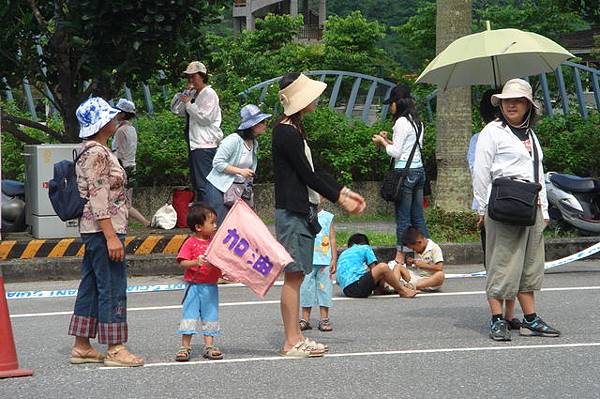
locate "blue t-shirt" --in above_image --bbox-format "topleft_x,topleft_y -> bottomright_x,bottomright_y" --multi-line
312,210 -> 334,266
336,245 -> 377,289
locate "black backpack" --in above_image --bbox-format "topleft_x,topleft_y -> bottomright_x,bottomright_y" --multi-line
48,145 -> 99,221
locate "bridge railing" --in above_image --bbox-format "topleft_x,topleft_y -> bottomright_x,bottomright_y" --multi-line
239,70 -> 397,125
3,62 -> 597,124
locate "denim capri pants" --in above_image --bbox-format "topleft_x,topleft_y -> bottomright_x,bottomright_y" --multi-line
177,283 -> 220,336
68,233 -> 128,344
300,265 -> 333,308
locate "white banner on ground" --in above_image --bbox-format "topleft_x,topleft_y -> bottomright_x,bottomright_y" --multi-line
6,242 -> 600,299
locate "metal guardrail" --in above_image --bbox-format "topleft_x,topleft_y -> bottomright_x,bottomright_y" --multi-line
239,70 -> 397,124
3,62 -> 598,124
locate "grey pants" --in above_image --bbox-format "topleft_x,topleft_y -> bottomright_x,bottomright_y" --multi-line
485,208 -> 545,299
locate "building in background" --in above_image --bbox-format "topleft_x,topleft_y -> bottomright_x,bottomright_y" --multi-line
233,0 -> 326,41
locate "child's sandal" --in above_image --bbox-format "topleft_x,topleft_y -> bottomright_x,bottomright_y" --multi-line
203,346 -> 223,360
318,319 -> 333,332
299,319 -> 312,331
175,346 -> 192,362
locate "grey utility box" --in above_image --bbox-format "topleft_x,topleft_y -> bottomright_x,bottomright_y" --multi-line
24,144 -> 81,239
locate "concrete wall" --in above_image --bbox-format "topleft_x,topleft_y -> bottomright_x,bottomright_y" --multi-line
132,181 -> 395,221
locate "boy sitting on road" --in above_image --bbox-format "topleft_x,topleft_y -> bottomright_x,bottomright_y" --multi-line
400,227 -> 445,292
336,233 -> 417,298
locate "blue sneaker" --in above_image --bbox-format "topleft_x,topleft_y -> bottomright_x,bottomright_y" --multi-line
490,319 -> 511,341
520,316 -> 560,337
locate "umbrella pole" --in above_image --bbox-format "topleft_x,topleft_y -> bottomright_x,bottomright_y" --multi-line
491,56 -> 498,88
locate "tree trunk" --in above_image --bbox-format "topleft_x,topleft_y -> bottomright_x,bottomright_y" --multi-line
433,0 -> 473,211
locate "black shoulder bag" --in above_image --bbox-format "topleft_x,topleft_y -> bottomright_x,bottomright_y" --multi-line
380,120 -> 422,202
488,129 -> 542,226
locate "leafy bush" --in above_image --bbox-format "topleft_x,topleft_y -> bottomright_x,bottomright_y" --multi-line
536,112 -> 600,177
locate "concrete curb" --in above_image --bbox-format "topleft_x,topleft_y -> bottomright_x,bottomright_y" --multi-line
3,237 -> 599,283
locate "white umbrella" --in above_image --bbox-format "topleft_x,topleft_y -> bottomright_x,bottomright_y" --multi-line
416,26 -> 574,90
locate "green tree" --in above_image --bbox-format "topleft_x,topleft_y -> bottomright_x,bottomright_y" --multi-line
394,0 -> 590,71
0,0 -> 226,143
321,11 -> 388,75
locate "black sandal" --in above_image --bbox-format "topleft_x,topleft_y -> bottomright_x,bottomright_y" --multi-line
299,319 -> 312,331
318,319 -> 333,332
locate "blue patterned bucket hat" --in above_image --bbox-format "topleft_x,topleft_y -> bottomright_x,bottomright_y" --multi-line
237,104 -> 272,130
76,97 -> 120,138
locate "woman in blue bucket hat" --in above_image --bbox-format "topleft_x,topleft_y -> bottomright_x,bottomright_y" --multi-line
205,104 -> 272,224
68,97 -> 144,367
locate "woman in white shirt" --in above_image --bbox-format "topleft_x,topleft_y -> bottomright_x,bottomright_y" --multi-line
473,79 -> 560,341
372,84 -> 430,266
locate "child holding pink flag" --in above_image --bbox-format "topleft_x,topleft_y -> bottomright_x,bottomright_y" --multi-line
175,203 -> 223,361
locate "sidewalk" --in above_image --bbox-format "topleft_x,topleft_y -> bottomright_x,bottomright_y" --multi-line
1,222 -> 599,282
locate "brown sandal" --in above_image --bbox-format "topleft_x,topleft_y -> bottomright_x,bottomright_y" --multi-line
175,346 -> 192,362
70,347 -> 105,364
104,345 -> 144,367
318,319 -> 333,332
203,345 -> 223,360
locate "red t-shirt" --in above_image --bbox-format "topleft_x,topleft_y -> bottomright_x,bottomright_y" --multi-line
176,236 -> 222,284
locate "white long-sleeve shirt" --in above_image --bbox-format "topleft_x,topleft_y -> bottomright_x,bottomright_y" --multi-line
385,116 -> 424,169
170,86 -> 223,149
111,121 -> 137,168
473,120 -> 548,219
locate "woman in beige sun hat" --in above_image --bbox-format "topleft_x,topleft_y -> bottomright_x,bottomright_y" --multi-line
473,78 -> 560,342
272,73 -> 366,358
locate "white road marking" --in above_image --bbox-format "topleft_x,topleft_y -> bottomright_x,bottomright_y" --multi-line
10,285 -> 600,319
98,342 -> 600,370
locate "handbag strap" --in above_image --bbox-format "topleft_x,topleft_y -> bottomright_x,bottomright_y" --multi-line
387,117 -> 422,172
529,129 -> 540,185
508,127 -> 540,185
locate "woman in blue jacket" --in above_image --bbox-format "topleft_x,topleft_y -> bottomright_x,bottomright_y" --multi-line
205,104 -> 271,224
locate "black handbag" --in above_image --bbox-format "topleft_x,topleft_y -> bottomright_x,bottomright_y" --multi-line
306,203 -> 322,236
488,129 -> 542,226
380,120 -> 422,202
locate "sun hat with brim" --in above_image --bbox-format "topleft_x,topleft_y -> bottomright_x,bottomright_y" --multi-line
383,83 -> 412,104
76,97 -> 120,139
115,98 -> 136,115
238,104 -> 272,130
491,78 -> 539,109
279,73 -> 327,116
183,61 -> 207,75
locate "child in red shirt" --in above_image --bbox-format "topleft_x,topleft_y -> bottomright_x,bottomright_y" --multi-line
175,203 -> 223,361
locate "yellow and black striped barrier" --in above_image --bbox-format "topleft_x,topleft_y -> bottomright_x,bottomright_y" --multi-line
0,234 -> 190,261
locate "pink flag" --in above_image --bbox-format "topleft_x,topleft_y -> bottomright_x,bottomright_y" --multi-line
205,199 -> 293,298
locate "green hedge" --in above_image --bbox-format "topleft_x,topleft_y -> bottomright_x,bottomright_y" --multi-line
2,107 -> 598,186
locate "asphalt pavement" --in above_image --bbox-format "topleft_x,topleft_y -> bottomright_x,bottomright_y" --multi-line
2,262 -> 600,399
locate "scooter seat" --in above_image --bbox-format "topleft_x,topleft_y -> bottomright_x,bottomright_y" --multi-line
1,180 -> 25,196
550,173 -> 600,193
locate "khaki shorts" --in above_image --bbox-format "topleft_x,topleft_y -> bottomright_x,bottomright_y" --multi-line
485,208 -> 545,299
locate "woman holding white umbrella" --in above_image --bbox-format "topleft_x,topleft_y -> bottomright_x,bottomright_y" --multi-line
473,79 -> 560,341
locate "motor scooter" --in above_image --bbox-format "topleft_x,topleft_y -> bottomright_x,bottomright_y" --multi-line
1,179 -> 27,233
545,172 -> 600,235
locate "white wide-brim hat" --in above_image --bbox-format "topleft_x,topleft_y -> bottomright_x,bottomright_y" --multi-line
491,78 -> 539,109
238,104 -> 272,130
115,98 -> 136,114
76,97 -> 120,139
278,73 -> 327,116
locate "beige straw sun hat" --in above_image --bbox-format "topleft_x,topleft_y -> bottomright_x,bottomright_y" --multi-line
491,78 -> 539,109
278,73 -> 327,116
